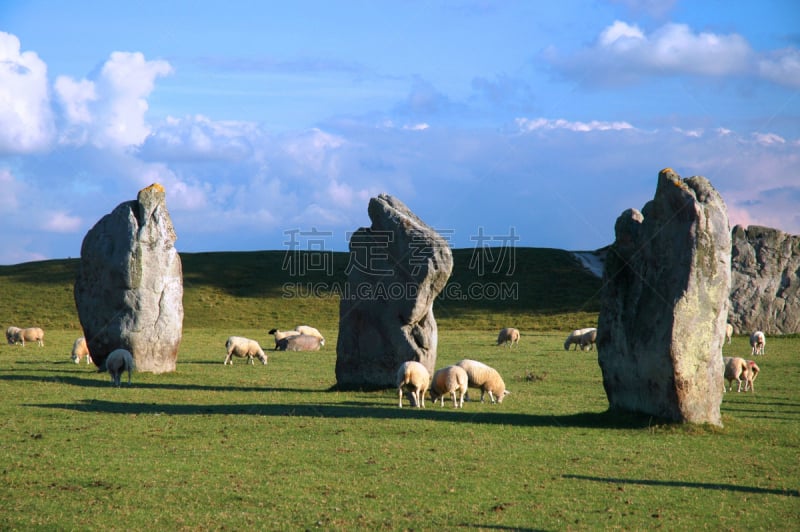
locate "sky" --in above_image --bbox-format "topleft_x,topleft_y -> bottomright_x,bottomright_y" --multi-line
0,0 -> 798,265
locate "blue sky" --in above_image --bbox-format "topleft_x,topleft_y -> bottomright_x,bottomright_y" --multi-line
1,0 -> 798,264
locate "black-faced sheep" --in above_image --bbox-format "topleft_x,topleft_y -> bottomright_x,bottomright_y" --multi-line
70,336 -> 93,364
224,336 -> 268,365
750,331 -> 766,356
496,327 -> 520,347
429,365 -> 468,408
107,348 -> 135,386
723,356 -> 749,393
563,327 -> 597,351
275,334 -> 322,352
396,361 -> 430,408
294,325 -> 325,346
456,359 -> 510,404
268,328 -> 300,350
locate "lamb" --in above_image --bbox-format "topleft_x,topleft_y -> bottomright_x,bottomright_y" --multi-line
750,331 -> 766,356
725,323 -> 733,344
429,365 -> 469,408
70,336 -> 93,364
106,348 -> 135,386
743,360 -> 760,392
275,334 -> 322,352
268,328 -> 300,349
224,336 -> 268,365
456,359 -> 510,404
496,327 -> 520,348
396,361 -> 430,408
294,325 -> 325,346
563,327 -> 597,351
5,326 -> 21,345
723,356 -> 750,393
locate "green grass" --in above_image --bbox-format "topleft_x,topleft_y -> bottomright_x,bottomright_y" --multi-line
1,250 -> 798,529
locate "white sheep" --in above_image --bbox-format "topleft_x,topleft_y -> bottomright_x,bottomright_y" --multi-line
723,356 -> 750,393
268,328 -> 301,349
496,327 -> 520,348
5,326 -> 21,345
456,359 -> 510,404
396,361 -> 431,408
294,325 -> 325,346
276,334 -> 322,352
106,348 -> 135,386
224,336 -> 268,365
725,323 -> 733,344
750,331 -> 766,356
70,336 -> 93,364
743,360 -> 760,392
563,327 -> 597,351
429,365 -> 469,408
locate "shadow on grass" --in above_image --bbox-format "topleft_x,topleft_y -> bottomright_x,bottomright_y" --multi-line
563,474 -> 800,497
0,374 -> 306,393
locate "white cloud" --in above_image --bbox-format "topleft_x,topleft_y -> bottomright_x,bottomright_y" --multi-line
516,117 -> 635,132
54,76 -> 97,124
0,31 -> 54,153
758,47 -> 800,89
752,132 -> 786,145
41,211 -> 82,233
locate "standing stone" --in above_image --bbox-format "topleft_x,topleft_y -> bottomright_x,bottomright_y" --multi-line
729,225 -> 800,335
336,194 -> 453,389
74,183 -> 183,373
597,169 -> 730,426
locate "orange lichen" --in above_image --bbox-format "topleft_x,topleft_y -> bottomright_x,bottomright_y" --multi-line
141,183 -> 165,194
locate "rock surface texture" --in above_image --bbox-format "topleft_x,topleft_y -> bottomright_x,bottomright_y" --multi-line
74,184 -> 184,373
336,194 -> 453,389
597,169 -> 730,426
729,225 -> 800,335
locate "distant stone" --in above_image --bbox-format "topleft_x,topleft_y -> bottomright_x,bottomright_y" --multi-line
74,183 -> 183,373
335,194 -> 453,388
729,225 -> 800,335
597,169 -> 730,426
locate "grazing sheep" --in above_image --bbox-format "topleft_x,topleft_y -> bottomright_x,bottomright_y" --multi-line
9,327 -> 45,347
224,336 -> 268,365
396,361 -> 431,408
456,359 -> 510,404
723,356 -> 750,393
70,336 -> 93,364
725,323 -> 733,344
496,327 -> 520,348
563,327 -> 597,351
268,328 -> 301,349
750,331 -> 766,356
6,326 -> 22,345
276,334 -> 322,352
743,360 -> 760,392
429,365 -> 469,408
294,325 -> 325,346
106,348 -> 135,386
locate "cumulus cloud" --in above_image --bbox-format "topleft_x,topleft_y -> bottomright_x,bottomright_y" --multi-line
0,31 -> 54,153
758,47 -> 800,89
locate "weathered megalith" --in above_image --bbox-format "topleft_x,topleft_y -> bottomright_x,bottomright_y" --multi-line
335,194 -> 453,389
597,168 -> 730,426
729,225 -> 800,335
74,183 -> 183,373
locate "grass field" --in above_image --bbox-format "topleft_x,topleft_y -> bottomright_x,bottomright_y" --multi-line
1,250 -> 799,530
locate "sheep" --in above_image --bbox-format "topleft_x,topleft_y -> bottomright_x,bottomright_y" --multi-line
750,331 -> 766,356
224,336 -> 268,365
456,359 -> 510,404
9,327 -> 45,347
496,327 -> 520,348
276,334 -> 322,352
563,327 -> 597,351
725,323 -> 733,344
743,360 -> 760,392
106,348 -> 134,386
294,325 -> 325,346
268,328 -> 301,349
723,356 -> 750,393
429,365 -> 469,408
396,361 -> 431,408
5,326 -> 21,345
70,336 -> 93,364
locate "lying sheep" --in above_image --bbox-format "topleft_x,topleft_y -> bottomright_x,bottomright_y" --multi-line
268,328 -> 300,349
564,327 -> 597,351
224,336 -> 268,365
70,336 -> 93,364
750,331 -> 766,356
743,360 -> 760,392
429,365 -> 468,408
106,348 -> 135,386
396,361 -> 430,408
496,327 -> 520,348
725,323 -> 733,344
275,334 -> 322,352
294,325 -> 325,346
723,356 -> 750,393
5,326 -> 21,345
456,359 -> 510,404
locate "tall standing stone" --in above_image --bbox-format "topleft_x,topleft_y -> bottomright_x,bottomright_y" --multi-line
597,169 -> 730,426
74,183 -> 183,373
336,194 -> 453,389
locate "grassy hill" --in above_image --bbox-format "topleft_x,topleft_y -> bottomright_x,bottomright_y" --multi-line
0,247 -> 601,333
